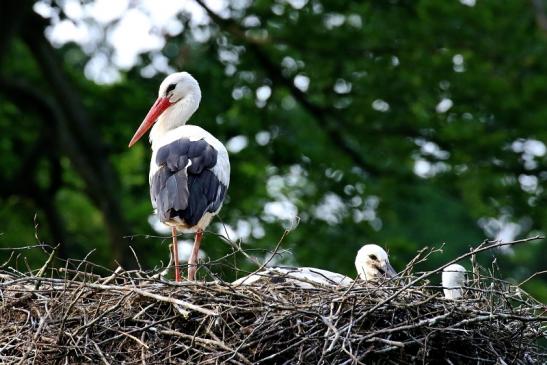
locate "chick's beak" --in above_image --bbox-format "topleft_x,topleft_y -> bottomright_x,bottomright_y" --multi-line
383,261 -> 397,278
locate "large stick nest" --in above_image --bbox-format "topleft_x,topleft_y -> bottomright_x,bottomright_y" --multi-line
0,242 -> 545,364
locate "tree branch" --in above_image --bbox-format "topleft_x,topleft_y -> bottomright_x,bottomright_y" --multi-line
194,0 -> 383,177
0,0 -> 33,65
0,72 -> 135,268
17,11 -> 138,268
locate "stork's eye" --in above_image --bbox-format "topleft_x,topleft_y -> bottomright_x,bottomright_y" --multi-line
166,83 -> 176,94
369,254 -> 378,260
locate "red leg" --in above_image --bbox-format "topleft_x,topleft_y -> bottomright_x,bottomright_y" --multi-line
188,229 -> 203,281
172,227 -> 181,282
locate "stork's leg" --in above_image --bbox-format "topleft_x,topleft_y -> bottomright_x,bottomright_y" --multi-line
172,227 -> 181,282
188,229 -> 203,281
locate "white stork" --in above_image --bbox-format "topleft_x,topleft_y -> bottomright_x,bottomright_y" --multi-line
354,244 -> 397,281
128,72 -> 230,281
232,266 -> 353,288
442,264 -> 466,299
233,244 -> 397,287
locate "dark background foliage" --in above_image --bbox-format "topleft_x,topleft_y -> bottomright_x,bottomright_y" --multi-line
0,0 -> 545,300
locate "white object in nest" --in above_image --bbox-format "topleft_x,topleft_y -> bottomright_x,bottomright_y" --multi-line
442,264 -> 466,299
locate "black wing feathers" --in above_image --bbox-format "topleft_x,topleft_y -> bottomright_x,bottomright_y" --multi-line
151,138 -> 225,226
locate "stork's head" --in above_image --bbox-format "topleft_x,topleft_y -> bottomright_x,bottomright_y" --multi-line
129,72 -> 202,147
355,244 -> 397,281
442,264 -> 466,299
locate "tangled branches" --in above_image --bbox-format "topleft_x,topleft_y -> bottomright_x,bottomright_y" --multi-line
0,238 -> 545,364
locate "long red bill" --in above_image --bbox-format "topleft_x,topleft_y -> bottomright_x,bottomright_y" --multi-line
128,97 -> 172,147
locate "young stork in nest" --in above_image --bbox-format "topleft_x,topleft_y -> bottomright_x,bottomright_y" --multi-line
233,244 -> 397,287
129,72 -> 230,282
354,244 -> 397,281
442,264 -> 466,299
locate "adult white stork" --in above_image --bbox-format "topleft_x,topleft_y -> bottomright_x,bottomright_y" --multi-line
128,72 -> 230,281
233,244 -> 397,287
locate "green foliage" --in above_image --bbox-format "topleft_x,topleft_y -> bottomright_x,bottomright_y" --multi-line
0,0 -> 545,300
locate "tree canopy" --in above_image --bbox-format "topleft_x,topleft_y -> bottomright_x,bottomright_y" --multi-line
0,0 -> 545,300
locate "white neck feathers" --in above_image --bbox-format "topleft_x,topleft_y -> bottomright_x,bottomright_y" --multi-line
150,91 -> 201,146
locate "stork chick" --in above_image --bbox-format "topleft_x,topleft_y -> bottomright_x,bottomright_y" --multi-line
354,244 -> 397,281
234,243 -> 397,287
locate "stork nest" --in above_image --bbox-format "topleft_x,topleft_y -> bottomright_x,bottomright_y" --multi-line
0,246 -> 545,364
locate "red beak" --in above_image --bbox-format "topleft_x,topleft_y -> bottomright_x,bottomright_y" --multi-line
128,97 -> 172,147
